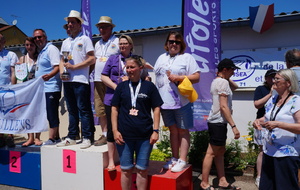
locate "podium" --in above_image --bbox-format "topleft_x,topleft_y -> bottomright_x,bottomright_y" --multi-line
0,145 -> 41,190
41,144 -> 109,190
104,161 -> 193,190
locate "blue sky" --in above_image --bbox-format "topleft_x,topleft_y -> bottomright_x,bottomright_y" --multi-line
0,0 -> 299,40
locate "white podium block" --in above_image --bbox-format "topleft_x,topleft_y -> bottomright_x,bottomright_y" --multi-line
41,144 -> 109,190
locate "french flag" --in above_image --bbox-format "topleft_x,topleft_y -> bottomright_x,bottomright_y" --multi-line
249,4 -> 274,33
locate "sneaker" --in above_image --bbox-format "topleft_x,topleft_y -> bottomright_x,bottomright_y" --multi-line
6,137 -> 15,148
80,139 -> 91,149
171,159 -> 187,172
94,135 -> 107,146
56,138 -> 76,147
255,177 -> 260,187
0,137 -> 5,148
55,138 -> 62,143
43,139 -> 57,145
163,157 -> 178,170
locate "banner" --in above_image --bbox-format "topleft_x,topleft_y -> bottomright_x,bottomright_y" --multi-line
183,0 -> 221,131
249,4 -> 274,33
81,0 -> 92,39
0,77 -> 48,134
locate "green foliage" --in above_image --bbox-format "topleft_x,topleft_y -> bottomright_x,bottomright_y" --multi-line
150,149 -> 169,161
188,130 -> 209,169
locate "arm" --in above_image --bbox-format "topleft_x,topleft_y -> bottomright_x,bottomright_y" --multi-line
228,79 -> 238,91
64,51 -> 96,70
254,86 -> 273,109
101,75 -> 118,90
167,71 -> 200,84
111,106 -> 124,145
219,94 -> 240,139
263,110 -> 300,134
10,66 -> 16,84
42,65 -> 59,81
150,107 -> 160,145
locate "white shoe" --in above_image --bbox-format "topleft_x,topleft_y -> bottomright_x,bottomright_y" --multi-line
80,139 -> 91,149
255,176 -> 260,187
163,157 -> 178,170
171,159 -> 186,172
43,139 -> 56,145
56,138 -> 76,147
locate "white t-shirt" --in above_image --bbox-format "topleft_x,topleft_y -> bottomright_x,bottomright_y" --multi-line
262,94 -> 300,157
60,34 -> 94,84
207,78 -> 233,123
154,53 -> 200,109
94,35 -> 119,82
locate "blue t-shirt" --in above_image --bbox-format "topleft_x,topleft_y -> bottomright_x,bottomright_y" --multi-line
0,49 -> 18,85
111,80 -> 163,140
35,43 -> 61,92
253,85 -> 270,118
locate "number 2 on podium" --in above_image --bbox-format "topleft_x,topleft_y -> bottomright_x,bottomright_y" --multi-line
9,151 -> 21,173
63,150 -> 76,173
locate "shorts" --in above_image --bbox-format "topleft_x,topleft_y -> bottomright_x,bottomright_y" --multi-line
116,139 -> 153,170
94,82 -> 106,117
45,92 -> 61,128
161,103 -> 193,129
208,122 -> 227,146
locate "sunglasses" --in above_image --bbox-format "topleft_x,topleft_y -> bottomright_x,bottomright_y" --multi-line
33,36 -> 43,40
98,25 -> 111,29
168,40 -> 181,45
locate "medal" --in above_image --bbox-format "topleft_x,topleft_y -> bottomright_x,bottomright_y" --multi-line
129,108 -> 138,116
99,57 -> 107,62
129,80 -> 141,116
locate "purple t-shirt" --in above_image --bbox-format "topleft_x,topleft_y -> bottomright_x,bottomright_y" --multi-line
101,54 -> 126,106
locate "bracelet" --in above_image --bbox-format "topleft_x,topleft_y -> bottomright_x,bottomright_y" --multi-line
153,129 -> 159,133
231,125 -> 236,128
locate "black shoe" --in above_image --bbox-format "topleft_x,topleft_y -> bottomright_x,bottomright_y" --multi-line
6,137 -> 15,148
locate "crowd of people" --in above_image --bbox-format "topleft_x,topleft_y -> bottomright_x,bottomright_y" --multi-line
1,9 -> 300,190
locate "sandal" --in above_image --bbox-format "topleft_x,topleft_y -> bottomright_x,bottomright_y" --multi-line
218,184 -> 241,190
107,165 -> 116,172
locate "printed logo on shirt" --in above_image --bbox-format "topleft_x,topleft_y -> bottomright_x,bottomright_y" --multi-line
111,44 -> 117,49
77,43 -> 83,51
138,93 -> 148,99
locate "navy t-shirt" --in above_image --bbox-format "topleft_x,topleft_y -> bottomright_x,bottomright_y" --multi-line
253,85 -> 271,119
111,80 -> 163,140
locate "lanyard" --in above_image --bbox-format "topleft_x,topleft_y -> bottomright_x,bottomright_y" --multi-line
99,35 -> 113,58
129,79 -> 141,108
270,92 -> 292,121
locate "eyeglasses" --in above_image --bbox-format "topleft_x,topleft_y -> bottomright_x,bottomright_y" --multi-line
273,77 -> 285,82
119,43 -> 129,46
98,25 -> 111,30
168,40 -> 181,45
33,36 -> 43,40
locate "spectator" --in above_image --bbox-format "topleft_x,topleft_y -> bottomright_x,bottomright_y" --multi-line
253,69 -> 300,189
200,58 -> 241,190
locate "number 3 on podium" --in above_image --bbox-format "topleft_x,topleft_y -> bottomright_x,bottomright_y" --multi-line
63,150 -> 76,174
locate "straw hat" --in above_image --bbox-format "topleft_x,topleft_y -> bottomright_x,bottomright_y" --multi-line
64,10 -> 84,24
95,16 -> 115,28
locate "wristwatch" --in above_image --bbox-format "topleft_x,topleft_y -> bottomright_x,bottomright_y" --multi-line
153,129 -> 159,133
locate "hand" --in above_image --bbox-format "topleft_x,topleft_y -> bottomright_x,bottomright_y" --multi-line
150,132 -> 159,145
113,131 -> 125,145
263,121 -> 281,131
64,62 -> 74,70
232,127 -> 240,139
253,119 -> 263,130
42,74 -> 51,81
121,75 -> 128,82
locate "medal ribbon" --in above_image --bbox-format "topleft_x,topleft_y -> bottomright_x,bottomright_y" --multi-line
129,79 -> 141,108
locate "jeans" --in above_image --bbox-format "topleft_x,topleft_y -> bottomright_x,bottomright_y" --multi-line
63,82 -> 95,140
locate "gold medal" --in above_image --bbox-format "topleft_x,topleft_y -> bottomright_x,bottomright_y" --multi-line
99,57 -> 107,62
